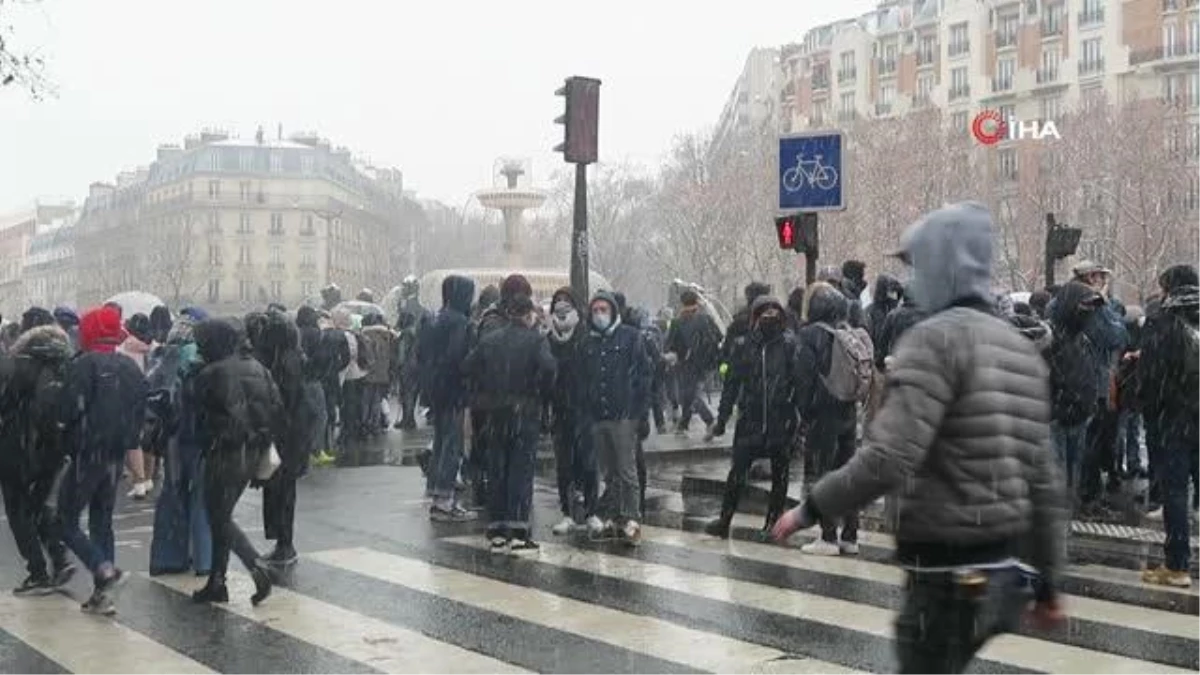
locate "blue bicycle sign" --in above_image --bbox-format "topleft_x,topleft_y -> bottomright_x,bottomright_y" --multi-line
778,132 -> 845,211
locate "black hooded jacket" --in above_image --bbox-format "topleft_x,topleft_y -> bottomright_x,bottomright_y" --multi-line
716,297 -> 801,448
1139,264 -> 1200,424
1046,281 -> 1103,425
0,325 -> 73,476
866,274 -> 904,348
875,286 -> 926,370
795,284 -> 856,418
463,311 -> 556,411
194,318 -> 285,454
579,291 -> 650,422
421,275 -> 476,408
252,313 -> 308,465
547,287 -> 585,413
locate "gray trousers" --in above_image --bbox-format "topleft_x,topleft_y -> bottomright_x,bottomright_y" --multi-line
592,419 -> 639,522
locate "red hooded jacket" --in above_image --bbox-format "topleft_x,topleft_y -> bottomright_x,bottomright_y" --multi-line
79,306 -> 126,354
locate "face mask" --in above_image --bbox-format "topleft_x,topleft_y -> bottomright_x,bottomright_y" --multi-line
592,312 -> 612,331
552,307 -> 580,333
759,316 -> 783,337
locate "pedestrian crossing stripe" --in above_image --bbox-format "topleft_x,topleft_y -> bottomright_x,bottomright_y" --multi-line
148,571 -> 529,674
0,535 -> 1192,674
438,536 -> 1193,674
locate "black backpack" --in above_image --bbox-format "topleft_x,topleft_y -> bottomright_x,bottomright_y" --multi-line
1048,331 -> 1098,426
73,353 -> 147,463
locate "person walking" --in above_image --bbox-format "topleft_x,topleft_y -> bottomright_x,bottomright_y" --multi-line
773,202 -> 1065,673
665,290 -> 720,437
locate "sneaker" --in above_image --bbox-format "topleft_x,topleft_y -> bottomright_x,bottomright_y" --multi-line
621,520 -> 642,546
1143,567 -> 1192,588
489,537 -> 509,553
250,565 -> 273,606
126,482 -> 147,500
839,541 -> 860,556
1146,506 -> 1164,520
703,519 -> 730,539
801,539 -> 841,556
510,539 -> 540,553
551,517 -> 577,535
81,592 -> 116,616
674,428 -> 689,438
191,583 -> 230,604
585,515 -> 605,536
265,544 -> 298,565
13,575 -> 54,597
430,505 -> 477,522
312,450 -> 336,468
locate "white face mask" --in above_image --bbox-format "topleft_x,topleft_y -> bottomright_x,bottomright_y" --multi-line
592,311 -> 612,331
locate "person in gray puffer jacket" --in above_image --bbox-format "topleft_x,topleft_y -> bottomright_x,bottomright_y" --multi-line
772,201 -> 1065,674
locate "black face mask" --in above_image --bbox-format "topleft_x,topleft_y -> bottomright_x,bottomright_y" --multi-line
759,317 -> 784,337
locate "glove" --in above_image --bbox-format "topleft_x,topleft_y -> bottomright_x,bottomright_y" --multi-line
718,362 -> 730,379
770,500 -> 818,543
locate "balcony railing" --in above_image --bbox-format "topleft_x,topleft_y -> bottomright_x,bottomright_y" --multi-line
837,67 -> 856,83
812,74 -> 830,90
1163,0 -> 1180,10
1078,58 -> 1105,75
948,40 -> 970,57
300,227 -> 316,236
949,85 -> 971,100
299,262 -> 318,274
1130,42 -> 1199,66
992,76 -> 1014,92
995,31 -> 1018,49
916,48 -> 937,66
875,102 -> 894,116
878,58 -> 898,75
836,110 -> 859,123
267,262 -> 285,271
1078,8 -> 1104,26
1041,16 -> 1063,35
1036,67 -> 1059,84
913,92 -> 933,108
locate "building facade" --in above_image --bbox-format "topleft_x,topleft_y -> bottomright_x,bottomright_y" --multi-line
75,129 -> 418,312
0,201 -> 78,318
711,48 -> 783,157
23,211 -> 77,313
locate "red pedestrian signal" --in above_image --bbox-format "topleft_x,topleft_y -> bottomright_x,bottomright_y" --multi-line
776,216 -> 797,250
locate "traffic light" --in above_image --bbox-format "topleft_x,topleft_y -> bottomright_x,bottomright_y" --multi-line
775,213 -> 819,254
554,76 -> 601,164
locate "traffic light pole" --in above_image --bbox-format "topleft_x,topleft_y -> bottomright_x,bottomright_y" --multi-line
804,247 -> 818,287
1043,213 -> 1057,289
570,162 -> 589,304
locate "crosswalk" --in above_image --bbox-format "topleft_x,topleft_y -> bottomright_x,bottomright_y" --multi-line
0,517 -> 1196,674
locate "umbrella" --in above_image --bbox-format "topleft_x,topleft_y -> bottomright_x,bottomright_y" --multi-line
105,291 -> 167,319
333,300 -> 385,320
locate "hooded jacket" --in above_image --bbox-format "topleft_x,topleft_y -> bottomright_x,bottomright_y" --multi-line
79,305 -> 125,354
874,285 -> 925,370
20,307 -> 55,333
579,291 -> 650,422
1139,264 -> 1200,424
866,274 -> 904,348
719,282 -> 771,367
194,318 -> 285,455
1046,281 -> 1103,425
716,296 -> 801,448
253,312 -> 308,466
809,202 -> 1063,593
462,306 -> 556,411
547,287 -> 585,412
794,283 -> 855,417
665,302 -> 722,374
421,274 -> 476,408
53,307 -> 81,354
0,325 -> 73,476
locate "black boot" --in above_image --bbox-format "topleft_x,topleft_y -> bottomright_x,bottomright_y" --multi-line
266,543 -> 298,565
192,581 -> 229,604
250,565 -> 273,606
704,518 -> 731,539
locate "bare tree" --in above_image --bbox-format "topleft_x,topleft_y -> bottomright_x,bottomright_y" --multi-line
1,0 -> 52,99
144,217 -> 205,306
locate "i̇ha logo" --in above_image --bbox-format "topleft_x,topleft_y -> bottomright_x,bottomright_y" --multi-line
971,109 -> 1061,145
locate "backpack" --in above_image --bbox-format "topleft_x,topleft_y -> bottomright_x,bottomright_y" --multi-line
690,315 -> 723,371
76,353 -> 146,462
817,323 -> 875,403
1048,331 -> 1098,425
353,332 -> 372,371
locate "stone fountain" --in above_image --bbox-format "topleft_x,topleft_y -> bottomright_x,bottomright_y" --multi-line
474,159 -> 547,269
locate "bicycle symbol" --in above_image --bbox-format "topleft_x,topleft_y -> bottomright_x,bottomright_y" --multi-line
781,153 -> 839,192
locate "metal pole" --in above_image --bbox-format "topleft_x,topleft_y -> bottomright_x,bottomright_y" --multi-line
570,162 -> 589,303
1043,212 -> 1056,289
804,250 -> 818,287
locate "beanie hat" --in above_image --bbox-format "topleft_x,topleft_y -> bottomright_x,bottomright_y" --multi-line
500,274 -> 533,302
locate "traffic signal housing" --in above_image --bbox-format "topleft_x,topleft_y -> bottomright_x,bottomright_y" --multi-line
554,76 -> 601,164
775,213 -> 819,255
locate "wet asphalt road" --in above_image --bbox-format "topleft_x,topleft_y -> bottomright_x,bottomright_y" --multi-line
0,430 -> 1196,674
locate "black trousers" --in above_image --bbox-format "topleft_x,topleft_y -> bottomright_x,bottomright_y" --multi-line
262,466 -> 298,547
0,467 -> 67,579
676,368 -> 713,431
468,408 -> 492,507
553,408 -> 597,520
398,372 -> 419,428
1081,401 -> 1120,505
719,439 -> 791,528
804,411 -> 859,543
204,449 -> 261,586
484,406 -> 539,541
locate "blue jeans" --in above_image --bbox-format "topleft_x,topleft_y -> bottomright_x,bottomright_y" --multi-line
485,406 -> 540,540
1118,411 -> 1143,473
58,459 -> 120,576
1051,420 -> 1088,493
427,407 -> 465,502
150,440 -> 212,575
1158,426 -> 1197,572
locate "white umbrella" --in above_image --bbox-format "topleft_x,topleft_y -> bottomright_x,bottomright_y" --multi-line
105,291 -> 167,319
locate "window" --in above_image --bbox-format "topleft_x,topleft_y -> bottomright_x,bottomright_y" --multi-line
997,13 -> 1019,47
239,151 -> 254,172
1080,38 -> 1103,73
270,246 -> 283,265
812,99 -> 830,125
916,72 -> 935,105
1189,17 -> 1200,54
207,180 -> 220,199
206,212 -> 220,233
1164,73 -> 1187,104
1039,94 -> 1063,122
270,153 -> 283,172
270,213 -> 284,234
301,155 -> 314,174
1187,175 -> 1199,211
1042,2 -> 1064,34
839,92 -> 856,120
995,57 -> 1016,90
238,213 -> 252,234
877,83 -> 896,114
950,66 -> 969,99
207,244 -> 222,266
270,281 -> 283,299
238,181 -> 251,202
1079,0 -> 1104,25
302,215 -> 315,235
880,43 -> 898,73
205,151 -> 220,171
301,281 -> 315,297
1165,24 -> 1179,56
239,280 -> 252,302
239,245 -> 251,265
1190,71 -> 1200,108
998,104 -> 1016,123
301,251 -> 316,268
838,50 -> 856,81
207,279 -> 220,303
998,148 -> 1018,181
949,22 -> 970,56
952,110 -> 970,131
917,35 -> 938,64
1039,45 -> 1061,82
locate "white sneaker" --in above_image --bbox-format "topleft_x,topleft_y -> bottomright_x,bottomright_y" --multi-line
839,541 -> 860,556
622,520 -> 642,546
126,482 -> 147,499
585,516 -> 604,535
551,517 -> 577,535
801,539 -> 841,556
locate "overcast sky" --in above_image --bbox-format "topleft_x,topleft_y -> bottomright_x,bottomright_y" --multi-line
0,0 -> 876,212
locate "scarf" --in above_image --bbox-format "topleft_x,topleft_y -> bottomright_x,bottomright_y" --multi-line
550,305 -> 580,343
